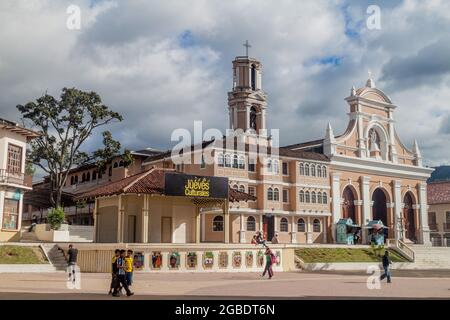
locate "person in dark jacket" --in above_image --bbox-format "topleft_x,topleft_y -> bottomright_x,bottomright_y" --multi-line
29,215 -> 38,232
67,244 -> 78,283
112,250 -> 134,297
108,249 -> 121,295
380,251 -> 392,283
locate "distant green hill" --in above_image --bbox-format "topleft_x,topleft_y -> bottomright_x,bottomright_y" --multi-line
428,165 -> 450,183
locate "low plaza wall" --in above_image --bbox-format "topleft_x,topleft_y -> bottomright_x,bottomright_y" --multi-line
57,243 -> 297,273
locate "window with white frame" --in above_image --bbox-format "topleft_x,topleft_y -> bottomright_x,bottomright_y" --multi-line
2,199 -> 19,230
282,189 -> 289,203
317,166 -> 322,177
305,164 -> 310,176
322,166 -> 327,177
273,160 -> 279,174
297,218 -> 306,232
311,164 -> 316,177
267,187 -> 273,201
299,190 -> 305,203
233,154 -> 239,168
225,154 -> 231,168
317,192 -> 322,204
266,159 -> 272,173
282,162 -> 288,175
238,156 -> 245,169
313,219 -> 321,232
322,192 -> 328,204
305,191 -> 310,203
311,191 -> 316,203
247,216 -> 256,231
248,186 -> 256,198
248,158 -> 256,172
217,153 -> 224,167
299,163 -> 305,175
273,188 -> 280,201
239,185 -> 245,193
280,217 -> 288,232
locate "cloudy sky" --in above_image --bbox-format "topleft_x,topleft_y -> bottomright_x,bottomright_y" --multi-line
1,0 -> 449,167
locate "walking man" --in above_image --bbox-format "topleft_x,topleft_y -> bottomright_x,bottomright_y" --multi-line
261,247 -> 274,279
113,250 -> 134,297
108,249 -> 121,295
67,244 -> 78,283
29,215 -> 38,232
380,251 -> 392,283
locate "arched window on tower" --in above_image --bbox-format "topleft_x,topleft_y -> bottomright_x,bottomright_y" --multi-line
297,218 -> 306,232
311,191 -> 316,203
250,107 -> 257,130
233,154 -> 239,168
305,164 -> 310,176
273,188 -> 280,201
299,163 -> 305,175
305,191 -> 310,203
311,165 -> 316,177
317,166 -> 322,177
299,190 -> 305,203
267,188 -> 273,201
317,192 -> 322,204
251,64 -> 256,90
322,166 -> 327,177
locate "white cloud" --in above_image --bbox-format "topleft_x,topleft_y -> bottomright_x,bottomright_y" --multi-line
0,0 -> 449,167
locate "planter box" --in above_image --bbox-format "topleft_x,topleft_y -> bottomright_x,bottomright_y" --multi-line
35,224 -> 70,242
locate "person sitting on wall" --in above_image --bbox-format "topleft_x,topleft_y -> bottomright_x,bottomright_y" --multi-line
254,231 -> 268,248
29,215 -> 38,232
271,233 -> 279,244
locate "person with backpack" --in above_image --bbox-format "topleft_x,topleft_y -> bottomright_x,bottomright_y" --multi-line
261,247 -> 274,279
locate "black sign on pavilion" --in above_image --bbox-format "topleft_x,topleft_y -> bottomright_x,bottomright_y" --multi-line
164,172 -> 229,199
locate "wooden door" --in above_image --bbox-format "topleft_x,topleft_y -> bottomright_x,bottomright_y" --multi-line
127,215 -> 136,243
161,217 -> 172,243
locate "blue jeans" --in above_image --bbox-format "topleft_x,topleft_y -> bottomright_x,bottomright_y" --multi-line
126,272 -> 133,286
380,266 -> 391,283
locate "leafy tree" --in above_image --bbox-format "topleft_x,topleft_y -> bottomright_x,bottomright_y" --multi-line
17,88 -> 123,207
47,207 -> 66,230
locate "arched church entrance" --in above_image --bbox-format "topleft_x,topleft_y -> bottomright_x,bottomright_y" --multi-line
403,192 -> 416,242
372,188 -> 388,226
342,186 -> 357,223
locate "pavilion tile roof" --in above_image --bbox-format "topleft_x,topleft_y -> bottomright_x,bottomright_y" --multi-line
427,181 -> 450,205
78,168 -> 256,203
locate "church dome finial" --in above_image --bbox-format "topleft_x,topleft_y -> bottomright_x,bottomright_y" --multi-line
351,86 -> 356,96
366,70 -> 376,88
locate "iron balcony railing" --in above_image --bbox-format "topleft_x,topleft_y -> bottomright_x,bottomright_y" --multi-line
0,169 -> 32,187
443,223 -> 450,232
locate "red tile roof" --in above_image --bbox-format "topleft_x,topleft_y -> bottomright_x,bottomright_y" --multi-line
428,181 -> 450,205
78,168 -> 256,202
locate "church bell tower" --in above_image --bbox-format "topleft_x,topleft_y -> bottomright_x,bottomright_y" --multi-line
228,41 -> 268,137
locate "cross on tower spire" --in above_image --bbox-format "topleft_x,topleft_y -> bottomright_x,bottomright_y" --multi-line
243,40 -> 251,56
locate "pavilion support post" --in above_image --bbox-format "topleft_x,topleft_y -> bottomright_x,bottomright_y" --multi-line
196,206 -> 201,244
224,200 -> 230,244
93,198 -> 98,242
141,195 -> 149,243
117,195 -> 124,243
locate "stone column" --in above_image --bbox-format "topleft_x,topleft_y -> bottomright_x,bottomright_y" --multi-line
290,215 -> 297,243
331,172 -> 342,242
117,195 -> 123,243
223,200 -> 230,244
195,207 -> 201,244
418,182 -> 431,245
141,195 -> 149,243
261,109 -> 266,130
273,214 -> 278,236
393,180 -> 403,241
93,198 -> 98,243
306,216 -> 313,244
386,202 -> 395,239
354,200 -> 363,225
361,176 -> 371,243
322,216 -> 327,243
233,107 -> 238,131
259,214 -> 263,233
239,213 -> 246,243
246,105 -> 250,132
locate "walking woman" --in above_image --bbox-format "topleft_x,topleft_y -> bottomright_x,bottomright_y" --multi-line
262,247 -> 274,279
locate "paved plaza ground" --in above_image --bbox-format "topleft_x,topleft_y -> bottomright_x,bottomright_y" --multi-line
0,270 -> 449,299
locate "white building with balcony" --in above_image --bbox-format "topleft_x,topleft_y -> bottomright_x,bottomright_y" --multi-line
0,118 -> 39,242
